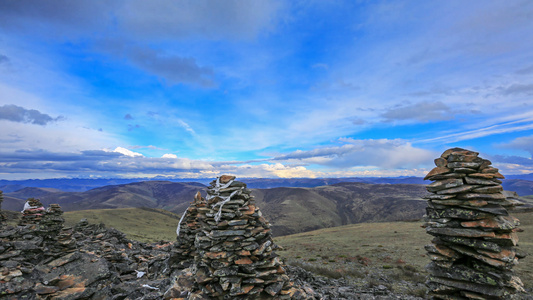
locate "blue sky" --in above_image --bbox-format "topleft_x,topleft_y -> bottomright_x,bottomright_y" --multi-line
1,0 -> 533,180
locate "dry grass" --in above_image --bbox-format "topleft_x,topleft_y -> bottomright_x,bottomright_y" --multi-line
62,207 -> 180,242
275,210 -> 533,290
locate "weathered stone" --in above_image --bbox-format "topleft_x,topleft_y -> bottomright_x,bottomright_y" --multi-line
210,230 -> 246,237
441,148 -> 479,159
426,227 -> 496,238
219,175 -> 236,184
453,167 -> 478,174
431,199 -> 487,207
427,178 -> 463,192
448,244 -> 514,269
435,236 -> 501,253
436,184 -> 479,195
424,194 -> 457,200
461,215 -> 518,231
264,281 -> 284,296
469,172 -> 505,179
235,257 -> 253,265
447,161 -> 481,169
458,204 -> 509,216
487,232 -> 519,247
424,167 -> 452,180
471,185 -> 503,193
476,248 -> 516,263
456,192 -> 506,201
434,157 -> 447,167
427,262 -> 501,286
464,176 -> 499,186
481,166 -> 498,173
426,207 -> 491,220
427,276 -> 508,297
424,244 -> 460,258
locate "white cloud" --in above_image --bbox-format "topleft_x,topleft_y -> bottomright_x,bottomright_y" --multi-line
162,153 -> 178,159
112,147 -> 144,157
273,138 -> 436,169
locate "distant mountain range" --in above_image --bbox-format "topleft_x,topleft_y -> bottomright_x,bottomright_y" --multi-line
0,176 -> 428,192
3,177 -> 533,236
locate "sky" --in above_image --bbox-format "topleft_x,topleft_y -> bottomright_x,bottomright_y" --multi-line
1,0 -> 533,180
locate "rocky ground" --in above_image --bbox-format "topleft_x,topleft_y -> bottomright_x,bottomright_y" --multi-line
2,218 -> 533,299
0,216 -> 427,299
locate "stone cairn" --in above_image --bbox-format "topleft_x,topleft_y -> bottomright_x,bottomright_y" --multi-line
165,175 -> 311,299
0,190 -> 5,228
423,148 -> 525,299
19,197 -> 46,226
168,191 -> 206,273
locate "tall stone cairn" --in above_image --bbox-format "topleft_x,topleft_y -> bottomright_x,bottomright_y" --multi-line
423,148 -> 526,299
194,175 -> 296,299
169,191 -> 207,273
165,175 -> 312,299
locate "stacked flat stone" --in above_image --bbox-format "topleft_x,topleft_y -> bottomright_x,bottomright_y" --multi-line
0,190 -> 5,228
424,148 -> 525,299
169,191 -> 206,272
19,197 -> 46,226
43,204 -> 77,255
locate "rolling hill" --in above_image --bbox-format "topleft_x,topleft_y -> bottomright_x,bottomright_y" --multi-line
254,182 -> 428,235
4,180 -> 428,236
4,181 -> 206,213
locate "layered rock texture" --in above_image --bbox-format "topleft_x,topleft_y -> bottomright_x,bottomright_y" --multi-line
424,148 -> 526,299
168,191 -> 206,274
165,175 -> 313,299
0,200 -> 175,299
0,191 -> 5,227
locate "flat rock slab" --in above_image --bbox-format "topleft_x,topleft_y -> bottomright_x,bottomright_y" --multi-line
426,227 -> 496,238
426,207 -> 492,220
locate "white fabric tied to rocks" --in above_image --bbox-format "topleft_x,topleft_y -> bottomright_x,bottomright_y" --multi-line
176,177 -> 244,235
176,209 -> 188,236
206,176 -> 244,223
210,188 -> 243,223
21,201 -> 41,213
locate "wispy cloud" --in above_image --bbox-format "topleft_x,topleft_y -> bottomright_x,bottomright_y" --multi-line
0,104 -> 63,125
497,135 -> 533,157
381,101 -> 455,122
417,114 -> 533,144
500,83 -> 533,96
272,138 -> 436,169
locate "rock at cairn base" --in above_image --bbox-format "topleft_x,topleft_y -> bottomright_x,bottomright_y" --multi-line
424,148 -> 526,299
165,175 -> 313,299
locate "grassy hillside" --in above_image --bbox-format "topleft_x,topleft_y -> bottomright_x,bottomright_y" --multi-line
5,181 -> 429,236
5,181 -> 205,214
274,210 -> 533,291
63,207 -> 181,242
254,182 -> 428,236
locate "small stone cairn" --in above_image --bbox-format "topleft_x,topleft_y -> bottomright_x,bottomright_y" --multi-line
19,197 -> 46,226
423,148 -> 526,299
0,190 -> 5,227
166,175 -> 311,299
